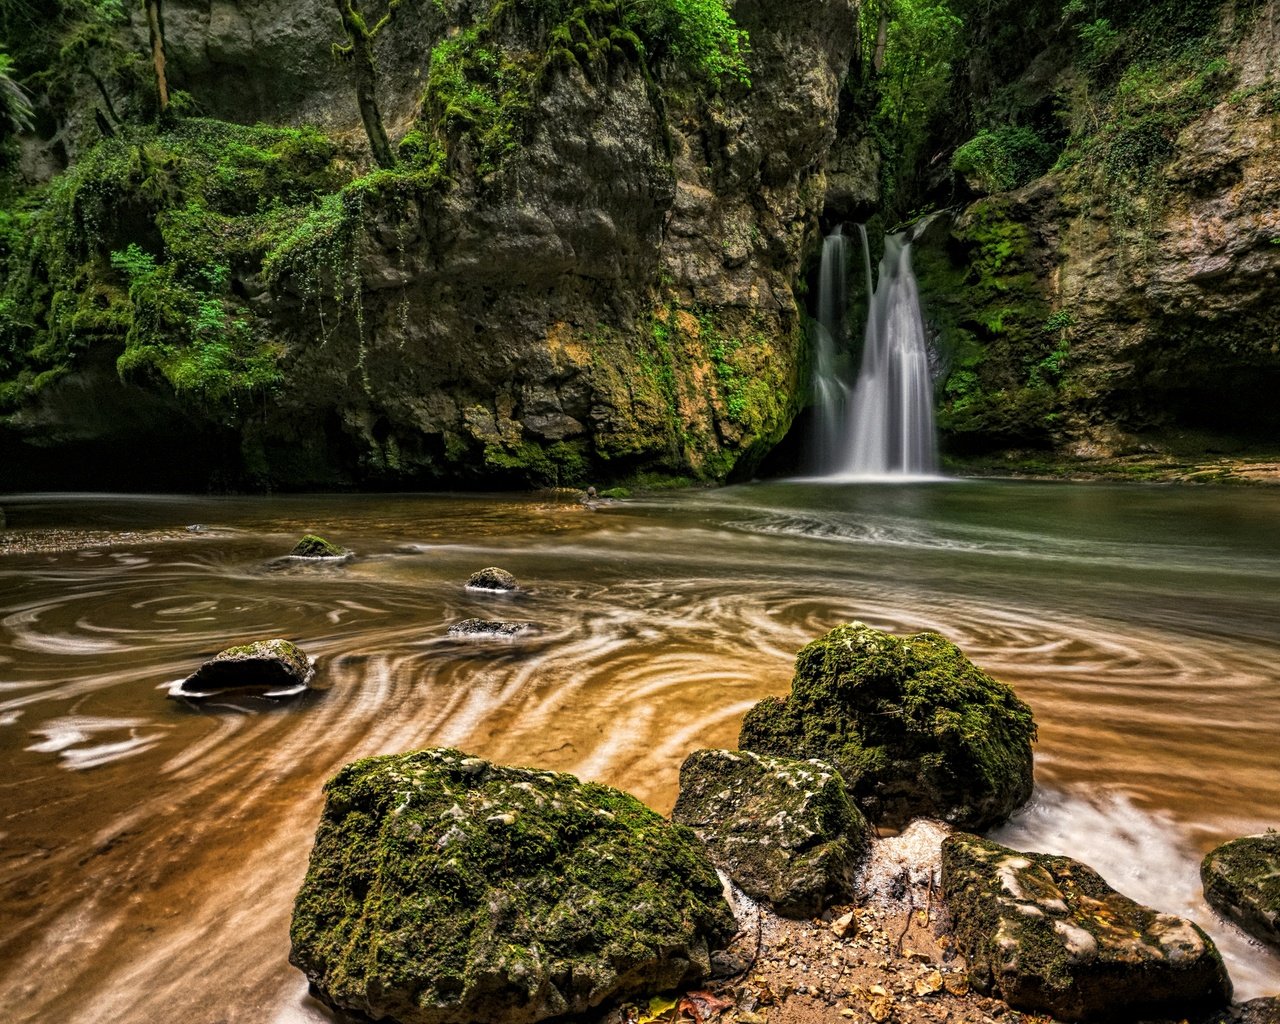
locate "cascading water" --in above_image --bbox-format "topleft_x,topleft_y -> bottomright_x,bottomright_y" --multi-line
811,224 -> 939,479
811,227 -> 853,469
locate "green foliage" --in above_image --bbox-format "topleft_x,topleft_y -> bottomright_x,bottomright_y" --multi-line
0,119 -> 347,416
0,52 -> 34,136
952,126 -> 1055,193
622,0 -> 750,87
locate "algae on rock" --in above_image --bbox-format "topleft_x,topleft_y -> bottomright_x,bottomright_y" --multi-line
943,832 -> 1232,1022
290,748 -> 736,1024
673,747 -> 875,918
739,622 -> 1036,831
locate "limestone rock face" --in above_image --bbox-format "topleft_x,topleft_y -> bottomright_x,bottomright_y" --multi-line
672,748 -> 874,918
290,748 -> 736,1024
913,3 -> 1280,462
173,638 -> 313,697
943,833 -> 1232,1022
1201,832 -> 1280,949
739,623 -> 1035,830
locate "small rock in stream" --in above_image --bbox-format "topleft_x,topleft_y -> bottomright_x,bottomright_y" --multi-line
447,619 -> 533,638
289,534 -> 350,559
466,566 -> 519,592
170,638 -> 315,700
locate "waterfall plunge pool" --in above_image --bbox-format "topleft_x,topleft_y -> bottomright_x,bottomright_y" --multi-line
1,479 -> 1277,1019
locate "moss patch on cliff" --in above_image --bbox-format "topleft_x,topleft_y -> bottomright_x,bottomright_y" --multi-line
0,119 -> 347,418
912,202 -> 1064,453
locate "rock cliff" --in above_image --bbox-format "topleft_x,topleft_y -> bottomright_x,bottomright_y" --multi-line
1,0 -> 857,489
910,0 -> 1280,468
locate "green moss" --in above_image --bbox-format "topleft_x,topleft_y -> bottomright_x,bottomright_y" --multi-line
290,534 -> 348,558
289,748 -> 736,1023
0,119 -> 347,417
740,622 -> 1036,830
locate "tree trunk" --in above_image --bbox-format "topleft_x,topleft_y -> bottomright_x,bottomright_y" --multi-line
353,38 -> 396,168
145,0 -> 169,112
335,1 -> 397,169
873,1 -> 890,75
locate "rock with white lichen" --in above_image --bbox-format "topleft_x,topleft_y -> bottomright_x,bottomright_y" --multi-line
942,833 -> 1232,1022
1201,832 -> 1280,950
290,748 -> 736,1024
672,748 -> 873,918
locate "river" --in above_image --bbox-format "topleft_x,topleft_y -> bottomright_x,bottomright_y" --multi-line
1,480 -> 1277,1020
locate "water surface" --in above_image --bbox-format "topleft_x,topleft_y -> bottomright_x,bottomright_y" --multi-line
1,480 -> 1277,1020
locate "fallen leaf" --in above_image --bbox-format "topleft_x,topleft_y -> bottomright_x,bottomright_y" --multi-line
832,911 -> 857,937
869,993 -> 895,1022
637,995 -> 679,1023
943,973 -> 970,996
914,970 -> 943,996
868,984 -> 888,997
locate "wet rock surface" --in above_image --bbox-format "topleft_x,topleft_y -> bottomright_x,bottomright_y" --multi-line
174,638 -> 314,698
739,623 -> 1036,831
942,833 -> 1232,1022
466,566 -> 519,592
1202,832 -> 1280,950
290,748 -> 735,1024
447,618 -> 533,637
672,748 -> 874,918
289,534 -> 348,558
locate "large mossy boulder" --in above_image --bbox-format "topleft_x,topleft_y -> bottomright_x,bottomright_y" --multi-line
672,748 -> 874,918
943,834 -> 1232,1022
1202,832 -> 1280,949
739,623 -> 1035,830
290,749 -> 736,1024
171,638 -> 313,698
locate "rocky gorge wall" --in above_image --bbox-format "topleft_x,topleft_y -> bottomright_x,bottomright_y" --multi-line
908,0 -> 1280,470
0,0 -> 857,490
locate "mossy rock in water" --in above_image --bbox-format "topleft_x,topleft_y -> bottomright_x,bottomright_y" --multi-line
672,749 -> 874,918
290,534 -> 348,558
1201,832 -> 1280,949
289,748 -> 736,1024
175,638 -> 313,697
738,622 -> 1035,830
466,566 -> 519,591
446,619 -> 532,637
942,833 -> 1232,1022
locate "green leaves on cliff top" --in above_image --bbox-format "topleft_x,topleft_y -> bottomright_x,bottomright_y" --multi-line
620,0 -> 750,87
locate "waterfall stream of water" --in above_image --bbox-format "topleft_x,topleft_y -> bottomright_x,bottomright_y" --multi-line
812,224 -> 939,479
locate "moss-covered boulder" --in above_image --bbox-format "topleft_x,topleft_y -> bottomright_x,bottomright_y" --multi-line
943,834 -> 1232,1022
467,567 -> 519,592
290,749 -> 736,1024
289,534 -> 348,558
739,623 -> 1035,830
171,638 -> 313,698
672,748 -> 874,918
1202,832 -> 1280,950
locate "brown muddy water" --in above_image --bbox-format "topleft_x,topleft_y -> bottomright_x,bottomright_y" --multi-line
1,481 -> 1278,1021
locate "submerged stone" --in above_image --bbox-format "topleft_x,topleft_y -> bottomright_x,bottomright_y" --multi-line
290,748 -> 735,1024
447,619 -> 533,637
739,622 -> 1035,830
172,638 -> 313,698
1202,832 -> 1280,950
672,748 -> 874,918
467,566 -> 519,592
942,833 -> 1232,1022
290,534 -> 348,558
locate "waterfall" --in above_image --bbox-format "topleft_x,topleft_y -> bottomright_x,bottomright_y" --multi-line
811,228 -> 853,470
810,223 -> 939,479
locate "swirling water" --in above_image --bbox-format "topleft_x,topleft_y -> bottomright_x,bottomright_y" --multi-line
0,481 -> 1278,1020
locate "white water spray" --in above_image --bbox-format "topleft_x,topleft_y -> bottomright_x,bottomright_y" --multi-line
811,224 -> 939,479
